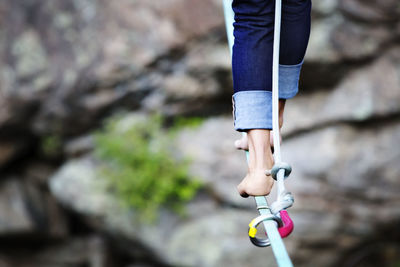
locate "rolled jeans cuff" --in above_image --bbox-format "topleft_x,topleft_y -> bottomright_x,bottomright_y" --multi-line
232,90 -> 272,131
279,60 -> 303,99
232,61 -> 303,131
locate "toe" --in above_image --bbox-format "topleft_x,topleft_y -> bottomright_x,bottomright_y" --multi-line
237,182 -> 249,198
234,139 -> 247,150
234,139 -> 243,149
240,192 -> 249,198
234,135 -> 249,150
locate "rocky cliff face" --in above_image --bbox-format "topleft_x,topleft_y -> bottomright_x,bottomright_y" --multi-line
0,0 -> 400,266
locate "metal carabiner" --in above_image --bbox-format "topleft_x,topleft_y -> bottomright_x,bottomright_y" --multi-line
248,210 -> 294,247
248,214 -> 283,247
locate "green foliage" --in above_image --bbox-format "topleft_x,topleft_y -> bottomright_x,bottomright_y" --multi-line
41,135 -> 62,157
93,113 -> 202,222
171,116 -> 204,130
168,116 -> 205,137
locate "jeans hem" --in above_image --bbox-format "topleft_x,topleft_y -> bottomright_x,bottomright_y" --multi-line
232,90 -> 273,131
278,60 -> 303,99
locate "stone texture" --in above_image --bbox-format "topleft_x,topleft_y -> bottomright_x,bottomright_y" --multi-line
0,179 -> 34,234
174,115 -> 400,266
0,0 -> 225,136
0,236 -> 114,267
47,113 -> 400,266
305,15 -> 345,63
166,209 -> 277,267
0,0 -> 400,266
339,0 -> 400,22
175,117 -> 253,208
48,153 -> 284,267
306,0 -> 399,64
285,47 -> 400,134
305,15 -> 393,63
312,0 -> 338,16
48,156 -> 184,264
0,178 -> 67,237
63,134 -> 94,157
0,142 -> 17,168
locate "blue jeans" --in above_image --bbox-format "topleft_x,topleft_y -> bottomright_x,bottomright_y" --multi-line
231,0 -> 312,131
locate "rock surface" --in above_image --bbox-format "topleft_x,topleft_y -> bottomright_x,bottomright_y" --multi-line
47,110 -> 400,267
285,47 -> 400,135
47,154 -> 277,267
0,0 -> 399,266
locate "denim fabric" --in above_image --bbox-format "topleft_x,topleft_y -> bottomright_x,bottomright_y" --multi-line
233,61 -> 302,131
278,60 -> 303,99
233,90 -> 273,131
231,0 -> 311,131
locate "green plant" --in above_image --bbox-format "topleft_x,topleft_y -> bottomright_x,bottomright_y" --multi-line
171,116 -> 204,129
93,113 -> 202,222
41,135 -> 62,157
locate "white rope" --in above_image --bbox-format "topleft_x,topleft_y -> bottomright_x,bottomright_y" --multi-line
270,0 -> 294,213
223,0 -> 294,266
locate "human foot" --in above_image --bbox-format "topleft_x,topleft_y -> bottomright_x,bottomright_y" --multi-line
237,130 -> 275,198
237,168 -> 274,197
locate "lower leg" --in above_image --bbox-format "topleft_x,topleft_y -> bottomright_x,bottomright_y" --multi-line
231,0 -> 280,197
235,99 -> 286,150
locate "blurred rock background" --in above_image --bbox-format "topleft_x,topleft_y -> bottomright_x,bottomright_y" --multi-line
0,0 -> 399,266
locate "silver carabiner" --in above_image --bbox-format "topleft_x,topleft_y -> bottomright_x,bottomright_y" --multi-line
248,214 -> 283,247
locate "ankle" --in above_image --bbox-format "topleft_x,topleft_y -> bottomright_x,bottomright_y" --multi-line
246,129 -> 273,169
249,152 -> 274,168
278,99 -> 286,129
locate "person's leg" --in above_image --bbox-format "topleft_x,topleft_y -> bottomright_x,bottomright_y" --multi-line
231,0 -> 312,197
234,0 -> 312,152
280,0 -> 312,66
234,99 -> 285,151
231,0 -> 276,197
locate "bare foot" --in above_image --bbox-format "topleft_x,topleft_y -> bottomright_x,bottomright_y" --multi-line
234,99 -> 286,151
237,129 -> 275,198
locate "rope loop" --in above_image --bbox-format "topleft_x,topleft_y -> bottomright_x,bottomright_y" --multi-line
271,162 -> 292,180
270,191 -> 294,215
